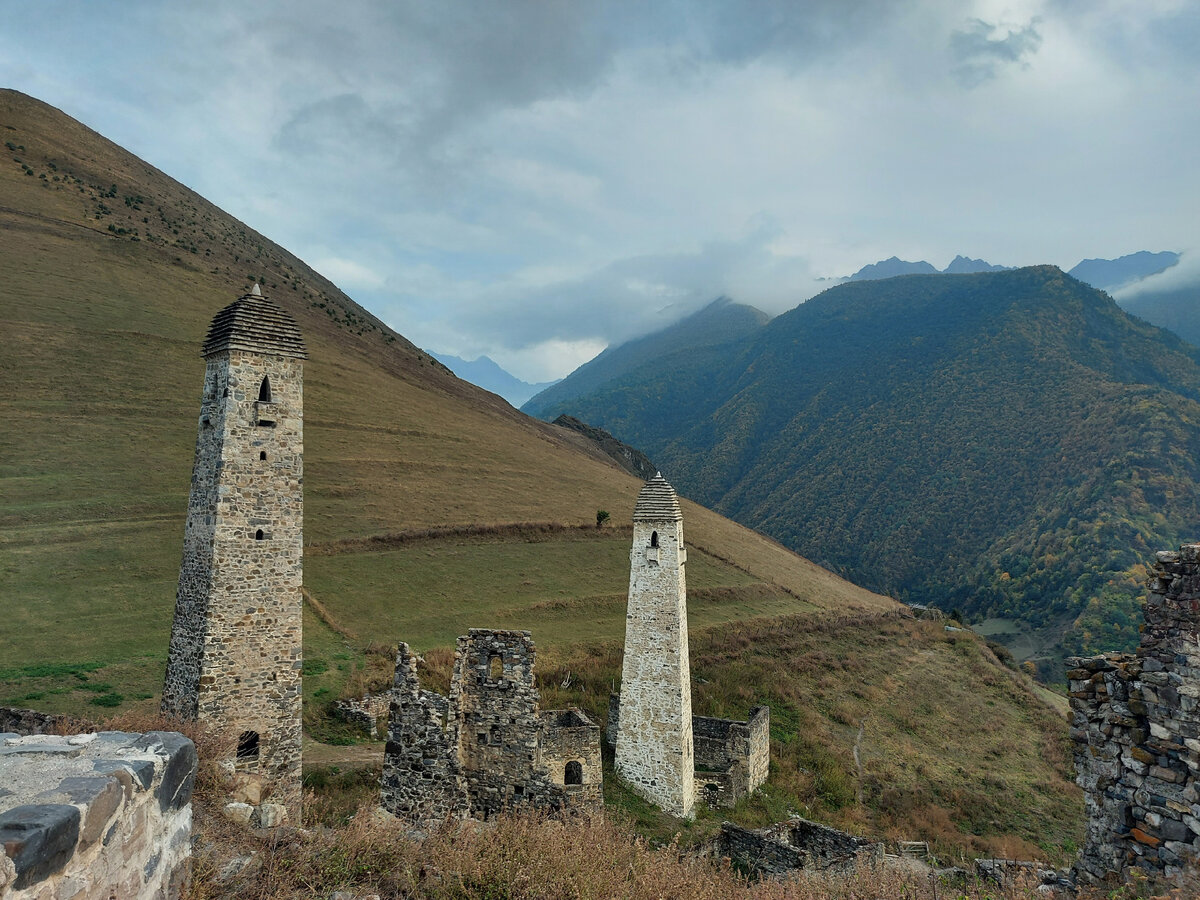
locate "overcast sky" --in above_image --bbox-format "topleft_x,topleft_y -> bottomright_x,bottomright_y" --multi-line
2,1 -> 1196,381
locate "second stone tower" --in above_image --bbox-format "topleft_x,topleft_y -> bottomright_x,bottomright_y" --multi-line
614,473 -> 695,818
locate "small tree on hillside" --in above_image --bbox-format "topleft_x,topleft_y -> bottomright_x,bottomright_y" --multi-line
595,509 -> 610,529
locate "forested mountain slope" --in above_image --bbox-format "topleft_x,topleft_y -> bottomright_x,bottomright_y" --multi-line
547,268 -> 1200,654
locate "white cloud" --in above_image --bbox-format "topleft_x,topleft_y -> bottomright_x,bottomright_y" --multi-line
1,0 -> 1197,379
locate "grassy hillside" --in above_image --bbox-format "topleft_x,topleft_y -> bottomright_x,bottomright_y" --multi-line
0,91 -> 1080,860
0,88 -> 888,702
537,267 -> 1200,663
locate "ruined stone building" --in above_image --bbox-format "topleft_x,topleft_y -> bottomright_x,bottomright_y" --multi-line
381,630 -> 602,822
1069,543 -> 1200,887
611,474 -> 769,818
161,287 -> 305,814
607,698 -> 770,810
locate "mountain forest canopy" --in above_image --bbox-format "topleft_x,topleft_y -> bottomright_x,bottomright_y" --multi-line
534,267 -> 1200,658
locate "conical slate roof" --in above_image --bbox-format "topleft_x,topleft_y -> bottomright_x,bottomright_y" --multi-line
201,287 -> 307,359
633,472 -> 683,522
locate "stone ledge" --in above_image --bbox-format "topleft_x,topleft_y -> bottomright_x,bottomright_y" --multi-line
0,730 -> 196,898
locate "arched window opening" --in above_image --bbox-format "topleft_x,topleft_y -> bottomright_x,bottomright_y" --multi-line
255,529 -> 265,541
236,730 -> 260,761
650,531 -> 659,548
258,376 -> 272,402
259,451 -> 267,461
489,656 -> 504,680
565,760 -> 584,785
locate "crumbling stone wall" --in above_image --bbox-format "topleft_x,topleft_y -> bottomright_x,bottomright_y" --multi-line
380,643 -> 468,821
162,291 -> 305,815
538,709 -> 603,810
0,708 -> 91,737
333,692 -> 391,738
608,696 -> 769,808
1069,543 -> 1200,886
716,817 -> 878,878
380,631 -> 602,823
615,474 -> 696,819
693,707 -> 770,808
0,730 -> 195,899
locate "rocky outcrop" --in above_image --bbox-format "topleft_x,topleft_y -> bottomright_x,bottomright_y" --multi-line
551,415 -> 656,480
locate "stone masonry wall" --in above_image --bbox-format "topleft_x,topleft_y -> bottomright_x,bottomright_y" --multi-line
381,632 -> 603,823
717,817 -> 877,878
380,643 -> 468,822
1069,543 -> 1200,887
693,706 -> 770,809
0,730 -> 195,899
333,693 -> 391,738
453,630 -> 561,818
615,475 -> 695,819
609,696 -> 769,809
163,338 -> 304,813
538,709 -> 603,811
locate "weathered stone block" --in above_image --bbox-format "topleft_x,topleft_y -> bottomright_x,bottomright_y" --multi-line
0,804 -> 81,889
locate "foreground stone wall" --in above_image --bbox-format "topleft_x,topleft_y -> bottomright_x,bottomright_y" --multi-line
380,643 -> 468,821
1069,544 -> 1200,886
380,631 -> 602,823
0,730 -> 195,899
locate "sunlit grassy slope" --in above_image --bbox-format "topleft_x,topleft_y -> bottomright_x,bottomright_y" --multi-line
0,91 -> 1080,858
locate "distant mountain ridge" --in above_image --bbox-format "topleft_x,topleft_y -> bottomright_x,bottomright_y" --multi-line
430,352 -> 558,407
849,255 -> 1012,281
522,296 -> 770,419
534,266 -> 1200,656
1069,251 -> 1180,292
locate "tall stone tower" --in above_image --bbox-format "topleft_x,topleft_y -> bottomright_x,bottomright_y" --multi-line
162,286 -> 306,812
615,473 -> 695,818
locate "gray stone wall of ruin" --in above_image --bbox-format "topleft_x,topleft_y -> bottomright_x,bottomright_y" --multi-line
453,630 -> 561,818
0,730 -> 195,899
162,294 -> 304,814
609,695 -> 768,809
0,708 -> 91,737
716,817 -> 877,878
380,631 -> 603,823
615,475 -> 695,819
693,706 -> 770,808
380,643 -> 468,821
538,709 -> 603,810
1069,543 -> 1200,887
333,692 -> 392,738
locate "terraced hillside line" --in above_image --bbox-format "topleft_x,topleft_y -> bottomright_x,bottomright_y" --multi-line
308,521 -> 634,556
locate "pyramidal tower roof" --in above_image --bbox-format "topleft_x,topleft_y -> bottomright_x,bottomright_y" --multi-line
201,286 -> 307,359
633,472 -> 683,522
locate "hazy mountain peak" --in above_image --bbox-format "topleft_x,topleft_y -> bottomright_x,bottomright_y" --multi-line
1069,251 -> 1181,292
849,257 -> 940,281
942,255 -> 1011,274
429,351 -> 559,407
